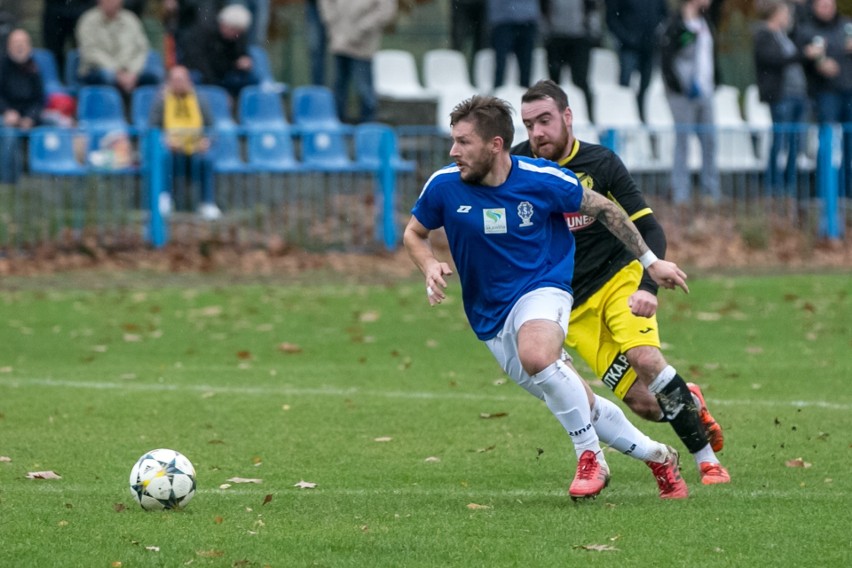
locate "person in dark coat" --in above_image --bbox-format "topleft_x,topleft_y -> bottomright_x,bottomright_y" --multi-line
0,29 -> 44,183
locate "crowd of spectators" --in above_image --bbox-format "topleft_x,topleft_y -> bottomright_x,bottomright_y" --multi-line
1,0 -> 852,204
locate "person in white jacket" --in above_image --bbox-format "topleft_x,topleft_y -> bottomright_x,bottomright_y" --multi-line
319,0 -> 397,123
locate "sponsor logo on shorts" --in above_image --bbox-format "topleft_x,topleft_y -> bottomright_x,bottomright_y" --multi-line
602,352 -> 631,391
639,327 -> 654,334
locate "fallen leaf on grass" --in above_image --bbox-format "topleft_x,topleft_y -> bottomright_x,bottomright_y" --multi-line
227,477 -> 263,484
145,546 -> 159,552
785,458 -> 812,468
236,350 -> 252,360
26,470 -> 62,479
110,562 -> 122,567
214,516 -> 224,524
358,310 -> 380,322
574,544 -> 619,552
113,503 -> 126,513
424,456 -> 441,463
479,412 -> 508,419
472,445 -> 496,453
374,436 -> 393,442
277,342 -> 302,354
262,494 -> 273,506
466,503 -> 490,510
293,480 -> 317,489
219,483 -> 232,489
0,456 -> 11,462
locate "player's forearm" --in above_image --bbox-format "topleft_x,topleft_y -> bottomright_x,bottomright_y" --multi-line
580,191 -> 650,260
403,227 -> 439,277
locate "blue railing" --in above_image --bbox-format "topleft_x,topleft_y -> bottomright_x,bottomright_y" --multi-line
0,123 -> 848,255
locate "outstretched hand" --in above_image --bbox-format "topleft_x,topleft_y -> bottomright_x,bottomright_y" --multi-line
425,262 -> 453,306
647,260 -> 689,294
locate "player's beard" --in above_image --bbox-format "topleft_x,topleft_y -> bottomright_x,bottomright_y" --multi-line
457,147 -> 495,185
531,121 -> 570,162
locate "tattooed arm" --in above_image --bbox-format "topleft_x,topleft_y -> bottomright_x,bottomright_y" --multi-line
578,188 -> 689,294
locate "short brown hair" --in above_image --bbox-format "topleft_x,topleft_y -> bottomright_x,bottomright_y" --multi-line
521,79 -> 569,111
449,95 -> 515,149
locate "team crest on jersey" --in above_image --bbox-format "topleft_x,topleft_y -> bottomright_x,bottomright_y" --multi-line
483,208 -> 507,234
517,201 -> 534,227
577,171 -> 594,191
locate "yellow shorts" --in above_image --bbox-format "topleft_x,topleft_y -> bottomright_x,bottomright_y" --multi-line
566,261 -> 661,400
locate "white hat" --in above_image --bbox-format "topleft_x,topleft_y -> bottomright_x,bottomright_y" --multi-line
218,4 -> 253,31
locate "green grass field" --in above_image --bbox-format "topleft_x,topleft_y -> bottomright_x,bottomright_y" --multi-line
1,271 -> 850,567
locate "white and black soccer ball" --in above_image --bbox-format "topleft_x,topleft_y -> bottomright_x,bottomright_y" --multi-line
129,448 -> 197,511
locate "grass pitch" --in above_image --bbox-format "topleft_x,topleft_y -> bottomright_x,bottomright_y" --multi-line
0,272 -> 850,567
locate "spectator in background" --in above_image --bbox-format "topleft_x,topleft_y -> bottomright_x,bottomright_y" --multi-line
486,0 -> 539,89
319,0 -> 398,123
753,0 -> 811,197
149,65 -> 221,220
605,0 -> 668,121
541,0 -> 602,119
660,0 -> 720,207
0,29 -> 44,183
795,0 -> 852,198
76,0 -> 161,96
160,0 -> 224,67
180,3 -> 259,99
450,0 -> 487,68
42,0 -> 94,78
305,0 -> 327,85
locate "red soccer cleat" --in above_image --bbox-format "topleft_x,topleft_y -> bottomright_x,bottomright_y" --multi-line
699,461 -> 731,485
646,445 -> 688,499
569,450 -> 610,500
688,382 -> 725,452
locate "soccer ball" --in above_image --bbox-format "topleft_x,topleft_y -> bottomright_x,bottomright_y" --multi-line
129,448 -> 197,511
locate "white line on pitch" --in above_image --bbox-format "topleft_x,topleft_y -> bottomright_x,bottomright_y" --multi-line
1,377 -> 850,410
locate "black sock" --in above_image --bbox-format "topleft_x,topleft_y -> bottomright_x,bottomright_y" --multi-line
655,374 -> 708,454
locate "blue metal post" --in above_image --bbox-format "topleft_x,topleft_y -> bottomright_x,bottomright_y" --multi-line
817,124 -> 841,240
378,128 -> 397,251
145,128 -> 168,247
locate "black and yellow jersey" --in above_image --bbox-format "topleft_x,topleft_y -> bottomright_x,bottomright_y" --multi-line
511,137 -> 665,307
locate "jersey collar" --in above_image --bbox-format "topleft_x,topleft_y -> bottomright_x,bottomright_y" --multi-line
557,138 -> 580,168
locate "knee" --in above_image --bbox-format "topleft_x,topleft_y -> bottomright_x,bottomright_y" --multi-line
626,346 -> 666,380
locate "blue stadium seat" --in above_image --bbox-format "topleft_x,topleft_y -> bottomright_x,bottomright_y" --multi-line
28,127 -> 88,175
208,129 -> 249,173
300,129 -> 358,172
77,85 -> 128,132
354,123 -> 415,172
196,85 -> 237,130
247,128 -> 301,172
238,85 -> 288,130
291,85 -> 344,132
31,48 -> 67,97
64,49 -> 80,93
130,85 -> 160,130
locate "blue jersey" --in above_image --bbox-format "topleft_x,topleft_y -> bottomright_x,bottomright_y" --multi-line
411,155 -> 584,340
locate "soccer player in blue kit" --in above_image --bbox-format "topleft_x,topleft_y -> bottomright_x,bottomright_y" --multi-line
404,95 -> 691,499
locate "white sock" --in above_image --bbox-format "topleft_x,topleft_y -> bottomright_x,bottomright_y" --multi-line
591,395 -> 668,463
532,360 -> 604,463
693,444 -> 719,465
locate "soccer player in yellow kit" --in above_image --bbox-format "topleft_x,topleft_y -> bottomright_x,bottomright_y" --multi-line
512,80 -> 729,485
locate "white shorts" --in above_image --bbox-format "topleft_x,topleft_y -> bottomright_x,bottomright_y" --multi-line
484,287 -> 573,397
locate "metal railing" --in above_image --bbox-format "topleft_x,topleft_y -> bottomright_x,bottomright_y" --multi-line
0,123 -> 848,257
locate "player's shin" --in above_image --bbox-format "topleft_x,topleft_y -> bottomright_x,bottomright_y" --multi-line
591,395 -> 668,462
648,365 -> 710,454
532,360 -> 603,462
